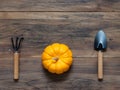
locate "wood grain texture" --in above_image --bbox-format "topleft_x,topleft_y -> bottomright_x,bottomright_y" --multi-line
0,12 -> 119,58
0,0 -> 119,11
0,57 -> 119,90
0,12 -> 119,89
0,0 -> 120,89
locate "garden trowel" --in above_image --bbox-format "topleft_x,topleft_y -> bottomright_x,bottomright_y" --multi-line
94,30 -> 107,80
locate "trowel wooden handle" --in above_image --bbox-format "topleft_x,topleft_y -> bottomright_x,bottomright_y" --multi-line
14,52 -> 19,81
98,50 -> 103,80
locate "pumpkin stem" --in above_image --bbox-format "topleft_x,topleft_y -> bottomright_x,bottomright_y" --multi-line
53,57 -> 59,61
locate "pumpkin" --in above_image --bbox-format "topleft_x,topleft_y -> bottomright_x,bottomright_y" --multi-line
41,43 -> 73,74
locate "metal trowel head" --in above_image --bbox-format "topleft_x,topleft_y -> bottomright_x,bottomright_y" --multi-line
94,30 -> 107,51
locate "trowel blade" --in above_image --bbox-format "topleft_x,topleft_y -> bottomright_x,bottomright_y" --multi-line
94,30 -> 107,51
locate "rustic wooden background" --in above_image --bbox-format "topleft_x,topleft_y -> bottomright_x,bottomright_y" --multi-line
0,0 -> 120,90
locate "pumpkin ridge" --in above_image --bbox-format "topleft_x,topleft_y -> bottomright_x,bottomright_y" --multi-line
47,62 -> 53,70
41,52 -> 52,60
60,57 -> 72,66
48,63 -> 56,73
59,60 -> 69,72
44,45 -> 56,56
55,61 -> 64,74
59,59 -> 69,66
42,60 -> 53,69
60,49 -> 70,56
51,43 -> 60,55
51,46 -> 59,56
59,44 -> 69,55
44,51 -> 54,57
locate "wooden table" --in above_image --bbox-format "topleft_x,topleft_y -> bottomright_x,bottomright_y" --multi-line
0,0 -> 120,90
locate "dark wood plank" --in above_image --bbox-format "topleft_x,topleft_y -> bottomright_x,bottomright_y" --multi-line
0,0 -> 119,11
0,12 -> 119,58
0,57 -> 119,90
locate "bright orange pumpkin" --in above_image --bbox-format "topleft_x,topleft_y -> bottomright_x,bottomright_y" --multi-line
41,43 -> 73,74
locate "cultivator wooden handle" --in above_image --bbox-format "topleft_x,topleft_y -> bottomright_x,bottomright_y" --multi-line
14,52 -> 20,81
